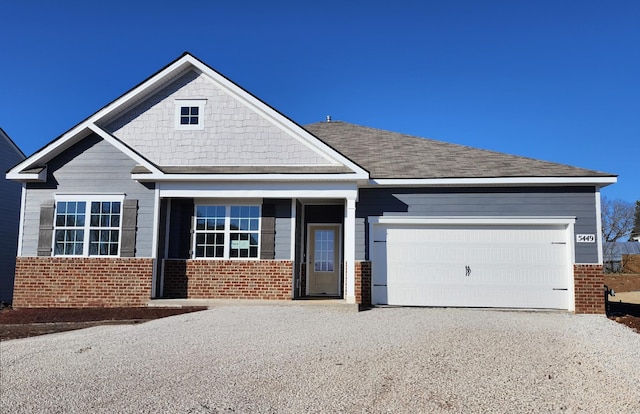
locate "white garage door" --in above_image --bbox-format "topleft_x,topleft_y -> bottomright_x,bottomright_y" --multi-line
372,224 -> 571,309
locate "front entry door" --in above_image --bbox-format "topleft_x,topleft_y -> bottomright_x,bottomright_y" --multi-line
307,224 -> 341,296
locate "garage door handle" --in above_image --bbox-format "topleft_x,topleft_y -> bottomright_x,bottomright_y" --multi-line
465,266 -> 471,277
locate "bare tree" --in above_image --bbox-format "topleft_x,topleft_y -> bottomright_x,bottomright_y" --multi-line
601,197 -> 635,242
631,200 -> 640,241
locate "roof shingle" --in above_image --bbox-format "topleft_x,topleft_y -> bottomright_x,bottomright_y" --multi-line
304,121 -> 614,179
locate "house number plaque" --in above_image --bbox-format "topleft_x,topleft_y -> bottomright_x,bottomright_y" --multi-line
576,234 -> 596,243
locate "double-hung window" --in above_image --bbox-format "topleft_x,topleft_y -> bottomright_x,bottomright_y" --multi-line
54,196 -> 123,257
194,205 -> 260,259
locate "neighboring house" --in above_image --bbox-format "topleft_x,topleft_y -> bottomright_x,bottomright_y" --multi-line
604,242 -> 640,273
6,53 -> 617,313
0,128 -> 26,304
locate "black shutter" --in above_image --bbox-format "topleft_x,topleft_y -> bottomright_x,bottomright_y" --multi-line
179,199 -> 194,259
37,201 -> 55,256
260,203 -> 276,260
120,199 -> 138,257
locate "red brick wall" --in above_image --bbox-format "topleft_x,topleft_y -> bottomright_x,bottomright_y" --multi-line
355,261 -> 371,305
163,259 -> 293,300
574,264 -> 605,314
13,257 -> 153,308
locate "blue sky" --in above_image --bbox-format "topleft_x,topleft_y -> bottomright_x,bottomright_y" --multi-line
1,1 -> 638,202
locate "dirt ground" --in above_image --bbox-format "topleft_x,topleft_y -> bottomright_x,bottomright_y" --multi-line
604,273 -> 640,333
0,307 -> 206,341
1,274 -> 639,341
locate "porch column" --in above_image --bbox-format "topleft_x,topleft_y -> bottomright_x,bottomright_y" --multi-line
344,197 -> 357,303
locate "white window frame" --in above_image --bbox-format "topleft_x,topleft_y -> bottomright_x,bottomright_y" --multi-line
53,194 -> 125,257
175,99 -> 206,130
192,203 -> 262,260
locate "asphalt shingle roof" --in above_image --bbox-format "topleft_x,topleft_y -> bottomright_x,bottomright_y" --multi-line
304,121 -> 614,180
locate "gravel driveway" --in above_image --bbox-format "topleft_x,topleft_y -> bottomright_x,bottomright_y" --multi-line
1,305 -> 639,413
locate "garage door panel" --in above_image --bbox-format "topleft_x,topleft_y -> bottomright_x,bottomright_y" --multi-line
373,224 -> 570,309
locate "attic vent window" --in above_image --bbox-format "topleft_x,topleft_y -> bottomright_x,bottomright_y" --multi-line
180,106 -> 199,125
175,99 -> 206,130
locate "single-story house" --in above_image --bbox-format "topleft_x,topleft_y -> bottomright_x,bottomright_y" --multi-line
0,128 -> 26,304
7,52 -> 616,313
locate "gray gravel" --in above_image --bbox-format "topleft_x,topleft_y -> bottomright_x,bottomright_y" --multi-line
1,305 -> 640,413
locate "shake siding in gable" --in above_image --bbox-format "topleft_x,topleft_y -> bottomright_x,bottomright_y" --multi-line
21,134 -> 155,257
356,187 -> 599,264
104,70 -> 331,167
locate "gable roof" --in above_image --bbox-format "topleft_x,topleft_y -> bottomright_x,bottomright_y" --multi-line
305,121 -> 616,184
7,53 -> 368,182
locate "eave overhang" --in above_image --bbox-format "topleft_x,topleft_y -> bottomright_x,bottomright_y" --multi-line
365,176 -> 617,188
132,171 -> 369,183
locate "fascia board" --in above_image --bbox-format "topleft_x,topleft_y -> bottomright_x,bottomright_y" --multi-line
6,166 -> 47,182
7,124 -> 90,175
157,180 -> 359,200
367,176 -> 618,187
132,172 -> 368,182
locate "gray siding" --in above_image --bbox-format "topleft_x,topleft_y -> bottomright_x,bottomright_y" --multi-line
357,187 -> 599,264
274,200 -> 292,260
0,133 -> 25,301
355,217 -> 366,261
22,134 -> 155,257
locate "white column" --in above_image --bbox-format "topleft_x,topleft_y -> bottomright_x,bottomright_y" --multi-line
344,197 -> 357,303
150,188 -> 161,298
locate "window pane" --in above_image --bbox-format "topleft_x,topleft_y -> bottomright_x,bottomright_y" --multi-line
190,116 -> 199,125
191,107 -> 198,115
181,117 -> 189,124
91,202 -> 100,214
181,107 -> 189,115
